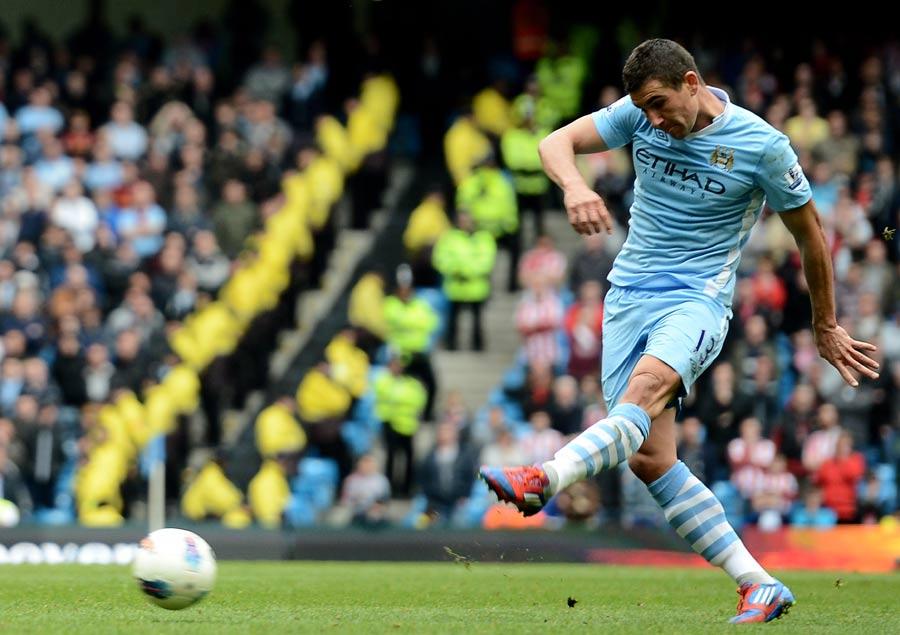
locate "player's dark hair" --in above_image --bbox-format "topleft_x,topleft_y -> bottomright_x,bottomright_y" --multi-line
622,38 -> 701,93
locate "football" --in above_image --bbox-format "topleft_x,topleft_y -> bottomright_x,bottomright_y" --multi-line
132,528 -> 217,610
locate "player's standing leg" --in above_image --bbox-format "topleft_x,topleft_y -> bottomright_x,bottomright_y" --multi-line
481,288 -> 794,621
630,403 -> 794,624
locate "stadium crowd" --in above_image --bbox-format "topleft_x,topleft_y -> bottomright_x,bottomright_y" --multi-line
0,6 -> 898,533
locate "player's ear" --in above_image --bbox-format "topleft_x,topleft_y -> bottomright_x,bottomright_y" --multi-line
684,71 -> 700,95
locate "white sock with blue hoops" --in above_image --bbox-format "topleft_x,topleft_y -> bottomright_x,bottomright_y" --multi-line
542,403 -> 650,494
649,461 -> 774,585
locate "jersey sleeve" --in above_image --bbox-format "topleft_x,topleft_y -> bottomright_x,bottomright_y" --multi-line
591,96 -> 642,149
756,132 -> 812,212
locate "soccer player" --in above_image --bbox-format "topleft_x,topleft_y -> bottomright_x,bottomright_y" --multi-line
480,39 -> 880,624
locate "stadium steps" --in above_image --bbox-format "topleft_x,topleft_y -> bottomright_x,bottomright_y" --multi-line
432,209 -> 580,412
217,162 -> 415,452
269,162 -> 415,380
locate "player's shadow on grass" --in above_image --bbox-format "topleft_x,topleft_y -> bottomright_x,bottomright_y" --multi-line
145,616 -> 234,624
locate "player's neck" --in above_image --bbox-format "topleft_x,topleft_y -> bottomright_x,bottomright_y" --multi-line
692,87 -> 726,132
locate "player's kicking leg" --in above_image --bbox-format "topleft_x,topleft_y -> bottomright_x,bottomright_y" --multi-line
480,355 -> 793,623
478,398 -> 647,516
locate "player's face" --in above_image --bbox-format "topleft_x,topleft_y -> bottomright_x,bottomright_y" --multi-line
630,73 -> 701,139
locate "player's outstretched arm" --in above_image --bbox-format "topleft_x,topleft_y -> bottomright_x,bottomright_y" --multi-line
779,199 -> 880,387
538,115 -> 614,236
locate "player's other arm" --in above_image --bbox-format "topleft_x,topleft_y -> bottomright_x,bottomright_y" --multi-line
779,199 -> 880,387
538,115 -> 614,236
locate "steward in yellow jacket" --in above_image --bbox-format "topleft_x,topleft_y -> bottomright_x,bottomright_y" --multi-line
432,212 -> 496,351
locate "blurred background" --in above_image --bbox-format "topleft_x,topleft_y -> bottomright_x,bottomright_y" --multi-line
0,0 -> 898,567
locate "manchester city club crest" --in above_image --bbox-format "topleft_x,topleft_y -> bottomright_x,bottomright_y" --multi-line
709,146 -> 735,172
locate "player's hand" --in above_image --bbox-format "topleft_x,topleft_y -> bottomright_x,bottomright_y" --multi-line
814,323 -> 880,387
563,186 -> 613,236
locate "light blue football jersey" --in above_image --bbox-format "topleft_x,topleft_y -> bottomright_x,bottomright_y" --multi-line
592,87 -> 811,307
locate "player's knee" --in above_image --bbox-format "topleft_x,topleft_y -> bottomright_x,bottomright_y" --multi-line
628,451 -> 675,484
623,371 -> 674,416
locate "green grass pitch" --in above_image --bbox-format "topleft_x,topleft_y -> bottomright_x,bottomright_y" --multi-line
1,562 -> 897,633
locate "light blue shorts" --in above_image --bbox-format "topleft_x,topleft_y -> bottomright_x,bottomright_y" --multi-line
601,285 -> 732,411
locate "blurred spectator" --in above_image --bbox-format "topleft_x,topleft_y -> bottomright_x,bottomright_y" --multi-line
83,343 -> 115,403
455,156 -> 519,292
0,442 -> 32,522
341,454 -> 391,528
34,137 -> 75,192
51,180 -> 98,253
287,41 -> 328,132
52,334 -> 87,406
22,357 -> 62,405
479,427 -> 527,468
244,46 -> 291,103
420,422 -> 476,523
730,314 -> 777,388
812,110 -> 859,177
518,234 -> 567,291
117,181 -> 166,259
677,416 -> 708,484
2,289 -> 48,354
734,355 -> 779,432
749,255 -> 786,319
547,375 -> 583,436
775,383 -> 819,475
789,486 -> 838,528
433,212 -> 496,352
17,402 -> 67,509
382,265 -> 438,418
501,106 -> 550,235
750,454 -> 799,521
569,232 -> 618,294
101,101 -> 148,161
516,278 -> 564,369
814,431 -> 865,522
802,403 -> 843,473
110,329 -> 147,394
62,111 -> 95,160
212,179 -> 258,259
729,417 -> 776,499
564,280 -> 603,380
374,356 -> 426,497
244,99 -> 292,162
785,97 -> 829,153
1,358 -> 25,417
518,410 -> 564,465
184,232 -> 228,297
168,185 -> 211,241
15,86 -> 64,137
513,361 -> 555,419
